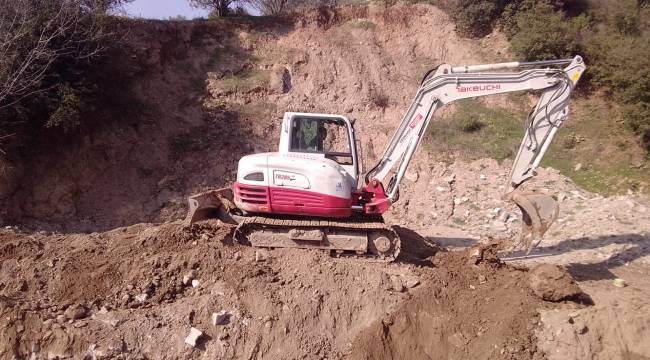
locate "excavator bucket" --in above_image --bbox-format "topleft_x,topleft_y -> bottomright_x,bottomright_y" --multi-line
184,188 -> 239,225
504,190 -> 559,254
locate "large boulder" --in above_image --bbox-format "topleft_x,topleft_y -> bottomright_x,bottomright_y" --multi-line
529,264 -> 582,302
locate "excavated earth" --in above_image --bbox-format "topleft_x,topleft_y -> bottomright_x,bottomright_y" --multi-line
0,221 -> 560,359
1,4 -> 650,360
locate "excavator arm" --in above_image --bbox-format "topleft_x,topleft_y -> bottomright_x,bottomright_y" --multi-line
365,56 -> 586,252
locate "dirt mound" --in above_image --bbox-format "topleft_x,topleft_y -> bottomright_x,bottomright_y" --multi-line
349,250 -> 551,360
0,222 -> 559,360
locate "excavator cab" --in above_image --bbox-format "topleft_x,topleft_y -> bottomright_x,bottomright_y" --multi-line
282,113 -> 360,188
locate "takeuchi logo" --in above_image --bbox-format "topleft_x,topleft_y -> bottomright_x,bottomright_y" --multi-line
457,84 -> 501,92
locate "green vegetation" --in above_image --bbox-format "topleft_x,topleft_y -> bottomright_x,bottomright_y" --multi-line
447,0 -> 650,153
541,98 -> 650,194
427,98 -> 524,161
427,0 -> 650,193
213,69 -> 271,94
426,97 -> 650,194
350,18 -> 377,29
0,0 -> 131,146
452,0 -> 506,37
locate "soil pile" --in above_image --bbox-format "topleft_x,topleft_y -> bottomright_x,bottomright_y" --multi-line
350,250 -> 551,360
0,221 -> 572,360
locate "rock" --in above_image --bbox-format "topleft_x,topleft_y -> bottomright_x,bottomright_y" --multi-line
574,163 -> 582,171
135,293 -> 148,302
490,221 -> 508,232
64,305 -> 88,320
255,249 -> 269,262
479,174 -> 487,180
182,271 -> 196,286
405,279 -> 420,288
212,310 -> 232,326
191,280 -> 200,288
557,192 -> 567,203
453,198 -> 462,205
478,275 -> 487,284
443,174 -> 456,184
612,278 -> 626,288
529,264 -> 582,301
184,327 -> 203,347
390,276 -> 404,292
405,170 -> 419,182
435,186 -> 448,192
233,252 -> 242,260
200,233 -> 209,241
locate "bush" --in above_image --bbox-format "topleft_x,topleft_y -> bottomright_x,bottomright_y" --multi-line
452,0 -> 505,37
0,0 -> 120,140
623,103 -> 650,150
506,2 -> 585,60
370,90 -> 390,109
458,117 -> 484,132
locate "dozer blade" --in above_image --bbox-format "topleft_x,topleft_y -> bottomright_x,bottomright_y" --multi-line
184,188 -> 239,225
504,190 -> 559,254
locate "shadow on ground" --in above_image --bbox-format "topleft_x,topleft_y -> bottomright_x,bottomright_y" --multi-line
501,233 -> 650,281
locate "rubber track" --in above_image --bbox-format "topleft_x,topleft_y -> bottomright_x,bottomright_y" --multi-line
234,216 -> 401,261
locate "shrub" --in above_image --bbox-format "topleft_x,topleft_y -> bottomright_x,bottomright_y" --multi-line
623,103 -> 650,151
350,19 -> 376,29
452,0 -> 505,37
506,2 -> 585,60
0,0 -> 124,142
458,117 -> 484,133
370,90 -> 390,109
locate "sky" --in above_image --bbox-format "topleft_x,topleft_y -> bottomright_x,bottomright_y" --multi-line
122,0 -> 209,19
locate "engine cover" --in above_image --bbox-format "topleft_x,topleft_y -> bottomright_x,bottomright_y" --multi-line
233,152 -> 353,218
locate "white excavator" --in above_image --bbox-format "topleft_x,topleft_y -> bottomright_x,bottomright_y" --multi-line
186,56 -> 586,261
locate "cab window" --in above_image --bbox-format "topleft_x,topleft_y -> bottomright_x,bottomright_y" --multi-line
290,117 -> 353,165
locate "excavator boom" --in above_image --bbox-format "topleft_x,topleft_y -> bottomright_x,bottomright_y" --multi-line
364,56 -> 586,252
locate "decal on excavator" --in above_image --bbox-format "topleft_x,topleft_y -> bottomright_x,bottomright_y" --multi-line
408,114 -> 423,129
273,170 -> 310,189
456,84 -> 501,92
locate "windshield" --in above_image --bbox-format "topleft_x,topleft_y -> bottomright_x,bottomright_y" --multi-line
290,117 -> 352,165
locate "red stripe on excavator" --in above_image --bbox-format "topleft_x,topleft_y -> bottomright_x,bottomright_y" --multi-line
234,182 -> 352,217
408,114 -> 423,129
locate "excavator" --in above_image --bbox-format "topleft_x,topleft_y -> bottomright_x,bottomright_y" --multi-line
185,56 -> 586,261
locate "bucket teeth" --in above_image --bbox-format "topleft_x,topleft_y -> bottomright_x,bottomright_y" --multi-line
504,190 -> 559,254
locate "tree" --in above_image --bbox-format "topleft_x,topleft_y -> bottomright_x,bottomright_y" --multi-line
246,0 -> 291,15
0,0 -> 106,109
0,0 -> 118,137
189,0 -> 235,17
81,0 -> 134,14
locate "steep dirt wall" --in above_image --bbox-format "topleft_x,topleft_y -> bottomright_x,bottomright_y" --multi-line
0,5 -> 508,232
